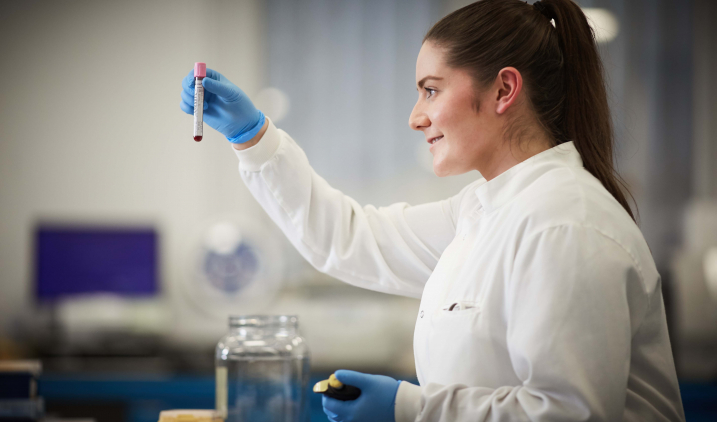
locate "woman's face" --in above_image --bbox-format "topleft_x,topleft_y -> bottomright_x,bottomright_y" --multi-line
409,41 -> 503,177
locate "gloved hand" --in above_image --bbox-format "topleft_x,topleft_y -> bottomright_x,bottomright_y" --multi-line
322,370 -> 400,422
180,68 -> 265,144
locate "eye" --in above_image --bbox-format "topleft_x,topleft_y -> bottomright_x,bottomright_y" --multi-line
424,87 -> 436,99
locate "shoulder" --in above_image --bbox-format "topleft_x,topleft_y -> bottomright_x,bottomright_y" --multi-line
509,166 -> 659,293
510,222 -> 653,335
511,165 -> 629,235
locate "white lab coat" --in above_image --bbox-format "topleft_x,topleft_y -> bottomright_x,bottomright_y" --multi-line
233,118 -> 685,422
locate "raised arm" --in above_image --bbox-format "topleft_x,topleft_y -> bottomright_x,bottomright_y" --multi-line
181,67 -> 473,297
234,117 -> 472,298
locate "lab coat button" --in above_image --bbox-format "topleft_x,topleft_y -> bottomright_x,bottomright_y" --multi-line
420,310 -> 424,318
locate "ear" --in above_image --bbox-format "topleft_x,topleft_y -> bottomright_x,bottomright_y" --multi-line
494,67 -> 523,115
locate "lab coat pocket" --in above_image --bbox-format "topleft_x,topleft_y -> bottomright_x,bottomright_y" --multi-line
440,301 -> 479,313
427,300 -> 497,387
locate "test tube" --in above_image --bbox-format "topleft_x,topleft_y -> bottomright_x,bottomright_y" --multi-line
193,62 -> 206,142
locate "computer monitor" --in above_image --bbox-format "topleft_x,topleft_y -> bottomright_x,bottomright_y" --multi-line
34,224 -> 159,302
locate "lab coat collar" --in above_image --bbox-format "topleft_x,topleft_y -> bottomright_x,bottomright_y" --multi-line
475,141 -> 583,213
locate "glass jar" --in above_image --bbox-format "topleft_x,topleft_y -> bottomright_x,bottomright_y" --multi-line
216,315 -> 310,422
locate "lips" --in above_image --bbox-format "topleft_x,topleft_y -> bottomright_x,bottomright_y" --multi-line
428,135 -> 444,144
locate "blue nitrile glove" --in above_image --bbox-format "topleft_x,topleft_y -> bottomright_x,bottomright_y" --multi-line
322,370 -> 400,422
180,68 -> 265,144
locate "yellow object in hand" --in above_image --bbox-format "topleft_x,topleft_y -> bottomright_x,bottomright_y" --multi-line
313,373 -> 362,401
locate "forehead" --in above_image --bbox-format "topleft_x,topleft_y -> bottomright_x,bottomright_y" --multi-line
416,41 -> 449,79
416,41 -> 477,92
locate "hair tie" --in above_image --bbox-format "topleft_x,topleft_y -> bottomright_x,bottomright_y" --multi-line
533,1 -> 554,21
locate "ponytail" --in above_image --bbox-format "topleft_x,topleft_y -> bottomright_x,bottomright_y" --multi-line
540,0 -> 635,221
425,0 -> 636,221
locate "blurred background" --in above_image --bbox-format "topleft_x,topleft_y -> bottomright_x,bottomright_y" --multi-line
0,0 -> 715,420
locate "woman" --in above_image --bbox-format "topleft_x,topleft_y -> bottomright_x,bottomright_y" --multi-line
180,0 -> 685,420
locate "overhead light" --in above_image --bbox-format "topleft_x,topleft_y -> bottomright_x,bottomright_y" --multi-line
582,8 -> 619,43
205,221 -> 243,255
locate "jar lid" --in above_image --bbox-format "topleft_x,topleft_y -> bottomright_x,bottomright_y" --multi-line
229,315 -> 298,328
158,410 -> 222,422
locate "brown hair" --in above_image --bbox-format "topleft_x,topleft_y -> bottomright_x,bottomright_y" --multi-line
425,0 -> 636,221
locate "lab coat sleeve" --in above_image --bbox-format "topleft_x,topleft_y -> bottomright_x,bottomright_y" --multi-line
398,224 -> 651,421
233,118 -> 466,298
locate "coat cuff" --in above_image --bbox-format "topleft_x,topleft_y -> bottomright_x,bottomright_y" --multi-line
232,117 -> 281,172
395,381 -> 422,422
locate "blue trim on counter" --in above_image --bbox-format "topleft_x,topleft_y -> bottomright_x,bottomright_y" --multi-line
39,376 -> 717,422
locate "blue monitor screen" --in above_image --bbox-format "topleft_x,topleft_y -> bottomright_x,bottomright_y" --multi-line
35,225 -> 158,301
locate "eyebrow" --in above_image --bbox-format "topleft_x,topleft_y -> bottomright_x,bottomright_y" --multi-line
417,75 -> 443,90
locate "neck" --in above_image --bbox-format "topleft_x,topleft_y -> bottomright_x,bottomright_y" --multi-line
479,134 -> 553,181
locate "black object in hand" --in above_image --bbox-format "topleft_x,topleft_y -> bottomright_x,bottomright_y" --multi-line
313,373 -> 361,401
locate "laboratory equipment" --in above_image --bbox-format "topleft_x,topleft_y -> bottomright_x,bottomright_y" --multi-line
179,217 -> 285,328
0,361 -> 41,400
35,224 -> 158,302
0,360 -> 44,421
671,199 -> 717,379
313,373 -> 361,401
193,62 -> 206,142
215,315 -> 310,422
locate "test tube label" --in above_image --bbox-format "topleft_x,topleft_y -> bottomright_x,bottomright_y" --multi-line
193,78 -> 204,139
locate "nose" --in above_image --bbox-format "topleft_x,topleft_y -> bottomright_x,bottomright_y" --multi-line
409,100 -> 430,131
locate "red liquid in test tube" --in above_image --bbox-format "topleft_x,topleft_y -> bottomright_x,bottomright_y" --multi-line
193,62 -> 206,142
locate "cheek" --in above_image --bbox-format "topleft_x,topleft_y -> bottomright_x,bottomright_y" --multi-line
428,108 -> 446,130
442,116 -> 478,155
431,95 -> 473,136
430,99 -> 458,129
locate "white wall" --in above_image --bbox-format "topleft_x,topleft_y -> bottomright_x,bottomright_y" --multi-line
0,0 -> 267,335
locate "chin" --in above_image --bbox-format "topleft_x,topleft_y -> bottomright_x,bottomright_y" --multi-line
433,158 -> 471,177
432,163 -> 452,177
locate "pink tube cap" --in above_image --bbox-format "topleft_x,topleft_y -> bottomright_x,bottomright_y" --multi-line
194,62 -> 206,78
